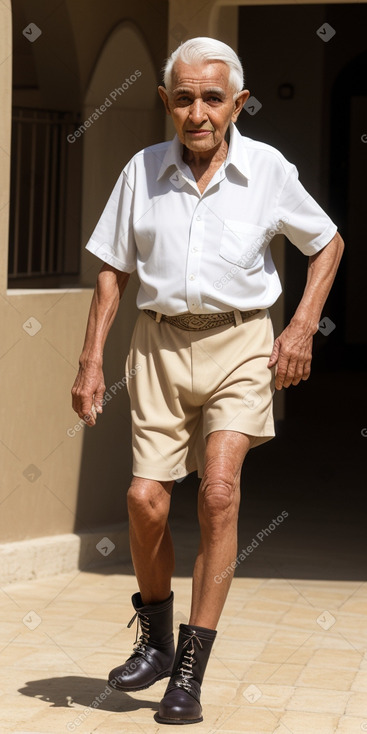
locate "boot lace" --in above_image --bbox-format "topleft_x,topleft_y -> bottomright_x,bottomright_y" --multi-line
174,631 -> 203,692
127,611 -> 150,656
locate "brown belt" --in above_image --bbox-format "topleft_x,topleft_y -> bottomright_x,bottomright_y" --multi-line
143,308 -> 261,331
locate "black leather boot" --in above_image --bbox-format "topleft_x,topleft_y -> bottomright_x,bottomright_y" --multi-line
108,591 -> 175,692
155,623 -> 217,724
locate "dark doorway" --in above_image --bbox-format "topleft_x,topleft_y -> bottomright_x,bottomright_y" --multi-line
229,3 -> 367,577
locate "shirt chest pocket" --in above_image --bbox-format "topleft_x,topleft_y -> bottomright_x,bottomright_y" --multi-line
219,220 -> 268,269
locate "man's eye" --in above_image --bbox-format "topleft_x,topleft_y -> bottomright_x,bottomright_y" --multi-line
207,96 -> 222,103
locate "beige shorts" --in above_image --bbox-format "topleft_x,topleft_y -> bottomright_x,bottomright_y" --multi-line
125,309 -> 275,481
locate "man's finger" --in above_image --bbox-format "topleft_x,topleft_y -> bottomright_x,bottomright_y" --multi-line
94,385 -> 106,414
267,339 -> 280,368
302,360 -> 312,380
274,353 -> 291,389
83,407 -> 97,427
292,359 -> 305,385
80,398 -> 96,425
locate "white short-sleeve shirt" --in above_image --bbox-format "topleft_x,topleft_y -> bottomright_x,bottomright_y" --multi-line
85,121 -> 337,315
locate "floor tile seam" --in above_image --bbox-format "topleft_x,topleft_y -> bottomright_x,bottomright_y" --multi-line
284,685 -> 354,698
217,629 -> 332,643
243,599 -> 299,611
246,684 -> 353,695
291,661 -> 363,672
230,602 -> 366,617
266,576 -> 367,588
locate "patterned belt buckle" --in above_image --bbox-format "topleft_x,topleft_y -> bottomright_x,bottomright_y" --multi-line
144,308 -> 260,331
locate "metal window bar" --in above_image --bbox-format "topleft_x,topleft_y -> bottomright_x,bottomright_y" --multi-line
8,108 -> 81,281
12,117 -> 22,275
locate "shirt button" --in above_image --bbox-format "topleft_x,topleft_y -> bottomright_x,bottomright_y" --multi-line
189,274 -> 196,281
192,247 -> 198,252
191,302 -> 198,308
196,215 -> 201,221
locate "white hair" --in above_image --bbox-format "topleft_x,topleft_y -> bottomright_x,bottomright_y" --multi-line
162,37 -> 244,95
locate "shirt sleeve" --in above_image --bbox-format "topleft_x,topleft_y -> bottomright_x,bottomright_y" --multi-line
276,164 -> 338,256
85,167 -> 137,273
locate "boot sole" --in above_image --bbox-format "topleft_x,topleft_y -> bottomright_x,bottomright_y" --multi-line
107,671 -> 171,693
154,713 -> 203,725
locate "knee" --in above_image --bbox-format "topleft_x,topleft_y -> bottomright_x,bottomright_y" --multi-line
199,459 -> 240,522
127,480 -> 170,528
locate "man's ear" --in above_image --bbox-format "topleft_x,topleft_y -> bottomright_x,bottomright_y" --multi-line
232,89 -> 250,122
158,85 -> 171,115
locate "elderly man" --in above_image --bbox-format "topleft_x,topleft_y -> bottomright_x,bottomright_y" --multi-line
72,37 -> 344,725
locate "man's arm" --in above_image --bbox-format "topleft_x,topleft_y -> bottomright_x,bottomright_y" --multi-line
268,231 -> 344,390
71,263 -> 130,424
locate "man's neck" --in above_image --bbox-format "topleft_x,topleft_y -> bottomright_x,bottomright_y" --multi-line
182,128 -> 230,169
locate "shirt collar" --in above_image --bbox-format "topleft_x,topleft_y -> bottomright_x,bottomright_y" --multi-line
225,121 -> 251,180
156,121 -> 251,181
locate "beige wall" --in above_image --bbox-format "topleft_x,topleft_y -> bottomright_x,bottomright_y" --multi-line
0,289 -> 93,542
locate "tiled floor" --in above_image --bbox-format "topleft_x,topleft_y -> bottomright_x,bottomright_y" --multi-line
1,566 -> 367,734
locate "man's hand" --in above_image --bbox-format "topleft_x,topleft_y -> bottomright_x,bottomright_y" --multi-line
268,232 -> 344,390
267,320 -> 314,390
71,265 -> 130,426
71,361 -> 106,426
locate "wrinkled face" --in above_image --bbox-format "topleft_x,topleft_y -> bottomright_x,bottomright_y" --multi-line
158,60 -> 249,155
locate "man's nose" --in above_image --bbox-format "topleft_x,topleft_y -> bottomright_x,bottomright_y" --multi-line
189,99 -> 208,124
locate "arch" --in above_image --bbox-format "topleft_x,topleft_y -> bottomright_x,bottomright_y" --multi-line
85,21 -> 157,110
80,21 -> 162,286
13,0 -> 81,111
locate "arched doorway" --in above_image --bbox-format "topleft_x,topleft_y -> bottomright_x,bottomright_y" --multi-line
80,21 -> 162,287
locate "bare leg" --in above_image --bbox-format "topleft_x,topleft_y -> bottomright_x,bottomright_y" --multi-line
189,430 -> 252,629
127,476 -> 175,604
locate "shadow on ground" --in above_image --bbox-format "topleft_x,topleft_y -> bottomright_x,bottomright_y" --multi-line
18,676 -> 158,713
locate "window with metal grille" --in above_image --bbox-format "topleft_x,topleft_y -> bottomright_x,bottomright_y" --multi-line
8,108 -> 82,288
